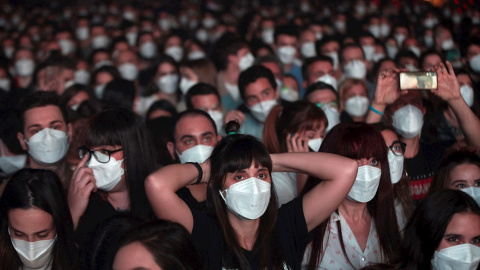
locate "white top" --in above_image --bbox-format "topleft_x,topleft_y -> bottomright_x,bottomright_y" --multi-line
271,172 -> 297,207
302,212 -> 384,270
394,198 -> 408,233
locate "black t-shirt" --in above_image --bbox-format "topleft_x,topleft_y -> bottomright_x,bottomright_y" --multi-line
191,196 -> 310,270
405,140 -> 453,201
177,187 -> 207,213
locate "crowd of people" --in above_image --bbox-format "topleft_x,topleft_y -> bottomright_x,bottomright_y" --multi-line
1,0 -> 480,269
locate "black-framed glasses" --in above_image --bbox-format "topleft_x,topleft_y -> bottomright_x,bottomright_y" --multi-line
77,146 -> 123,163
387,140 -> 406,156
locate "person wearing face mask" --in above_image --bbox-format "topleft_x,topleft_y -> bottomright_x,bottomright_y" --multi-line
166,109 -> 222,212
304,81 -> 341,133
0,169 -> 79,270
363,189 -> 480,270
12,48 -> 36,91
0,113 -> 27,187
68,108 -> 157,247
114,49 -> 140,83
301,122 -> 402,270
162,33 -> 184,63
145,120 -> 357,270
367,62 -> 480,201
302,55 -> 338,91
338,78 -> 370,123
12,92 -> 73,192
464,38 -> 480,85
263,101 -> 328,206
274,24 -> 305,97
340,43 -> 368,81
429,151 -> 480,206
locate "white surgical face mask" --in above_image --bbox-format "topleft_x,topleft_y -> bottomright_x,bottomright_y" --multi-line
460,85 -> 475,107
380,23 -> 390,37
386,44 -> 398,59
261,28 -> 274,44
405,64 -> 419,72
25,128 -> 69,165
0,78 -> 11,92
469,54 -> 480,73
187,51 -> 206,60
408,46 -> 421,57
461,187 -> 480,206
10,232 -> 56,269
442,39 -> 454,51
74,69 -> 90,85
424,17 -> 438,29
157,74 -> 178,95
238,53 -> 255,71
125,32 -> 137,46
318,103 -> 340,133
387,150 -> 404,184
208,110 -> 224,133
277,46 -> 296,65
196,29 -> 209,43
220,177 -> 271,220
347,165 -> 382,203
432,244 -> 480,270
344,60 -> 367,79
179,77 -> 197,95
394,33 -> 406,47
392,104 -> 424,139
165,46 -> 184,62
0,143 -> 26,174
58,39 -> 75,55
91,35 -> 110,49
362,45 -> 375,61
369,25 -> 381,38
372,53 -> 386,63
15,58 -> 35,77
326,52 -> 339,70
202,17 -> 217,29
95,84 -> 106,99
344,95 -> 369,117
139,41 -> 157,59
308,137 -> 323,152
424,36 -> 434,48
248,99 -> 278,123
118,63 -> 138,81
280,87 -> 299,102
177,144 -> 214,164
315,73 -> 337,91
301,42 -> 316,58
4,47 -> 14,59
88,153 -> 124,191
76,27 -> 89,41
335,21 -> 346,32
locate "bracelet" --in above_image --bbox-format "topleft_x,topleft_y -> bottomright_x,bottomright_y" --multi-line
369,105 -> 384,115
186,162 -> 203,185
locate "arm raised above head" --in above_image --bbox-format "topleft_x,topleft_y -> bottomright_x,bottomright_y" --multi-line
145,162 -> 210,233
271,152 -> 358,232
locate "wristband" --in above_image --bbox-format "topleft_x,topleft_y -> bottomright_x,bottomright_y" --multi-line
187,162 -> 203,185
369,105 -> 384,115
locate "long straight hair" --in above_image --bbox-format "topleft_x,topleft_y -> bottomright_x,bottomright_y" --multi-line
302,123 -> 402,269
206,130 -> 285,269
263,101 -> 327,154
82,107 -> 157,219
0,169 -> 79,270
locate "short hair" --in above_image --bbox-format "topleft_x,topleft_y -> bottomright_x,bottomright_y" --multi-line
301,55 -> 334,81
18,91 -> 68,132
238,65 -> 277,101
173,109 -> 218,138
184,83 -> 221,109
146,99 -> 178,120
254,55 -> 284,75
419,49 -> 444,68
273,24 -> 299,44
181,58 -> 217,87
394,50 -> 419,66
303,81 -> 339,102
91,65 -> 121,85
339,43 -> 364,65
212,33 -> 247,71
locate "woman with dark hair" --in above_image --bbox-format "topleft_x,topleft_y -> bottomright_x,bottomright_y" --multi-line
301,122 -> 402,269
68,107 -> 157,246
372,123 -> 414,231
112,220 -> 202,270
146,99 -> 178,120
0,168 -> 79,270
263,101 -> 328,205
362,189 -> 480,270
429,150 -> 480,205
142,55 -> 180,108
146,121 -> 358,269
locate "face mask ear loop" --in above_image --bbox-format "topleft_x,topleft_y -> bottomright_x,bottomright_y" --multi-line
219,189 -> 227,201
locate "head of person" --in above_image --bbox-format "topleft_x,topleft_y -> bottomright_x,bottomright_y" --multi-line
184,83 -> 223,133
429,151 -> 480,204
146,99 -> 178,121
102,78 -> 136,110
400,189 -> 480,269
273,24 -> 299,66
167,109 -> 221,164
340,43 -> 367,79
338,78 -> 369,119
91,65 -> 121,100
394,50 -> 420,71
60,83 -> 93,114
263,101 -> 327,154
463,37 -> 480,74
161,32 -> 184,63
420,50 -> 444,71
302,55 -> 336,89
112,220 -> 202,270
152,55 -> 179,96
206,121 -> 282,269
212,33 -> 252,72
238,65 -> 279,123
315,35 -> 341,69
254,54 -> 284,86
385,91 -> 426,140
0,168 -> 77,270
304,81 -> 340,133
114,49 -> 139,82
80,107 -> 156,217
455,69 -> 477,109
0,112 -> 26,176
179,58 -> 218,95
17,91 -> 72,167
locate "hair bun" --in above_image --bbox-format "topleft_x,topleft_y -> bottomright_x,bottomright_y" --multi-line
225,120 -> 240,135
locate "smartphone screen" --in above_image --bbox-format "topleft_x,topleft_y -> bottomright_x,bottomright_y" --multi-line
399,71 -> 437,90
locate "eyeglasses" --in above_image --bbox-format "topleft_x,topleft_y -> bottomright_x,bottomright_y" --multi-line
387,140 -> 406,156
77,146 -> 123,163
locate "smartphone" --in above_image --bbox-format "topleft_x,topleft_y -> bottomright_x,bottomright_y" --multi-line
399,71 -> 437,90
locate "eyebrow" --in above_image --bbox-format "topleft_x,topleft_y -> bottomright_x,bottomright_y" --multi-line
179,134 -> 195,141
444,233 -> 462,238
450,180 -> 467,185
201,131 -> 214,137
11,227 -> 52,234
26,120 -> 65,130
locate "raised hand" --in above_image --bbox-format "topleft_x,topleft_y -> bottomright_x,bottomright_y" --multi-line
286,132 -> 310,153
431,61 -> 462,102
373,68 -> 403,106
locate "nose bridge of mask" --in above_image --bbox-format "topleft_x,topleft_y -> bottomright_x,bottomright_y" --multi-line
308,137 -> 323,152
435,243 -> 480,263
387,150 -> 404,184
9,229 -> 57,260
357,165 -> 381,181
460,187 -> 480,206
225,177 -> 271,194
177,144 -> 214,164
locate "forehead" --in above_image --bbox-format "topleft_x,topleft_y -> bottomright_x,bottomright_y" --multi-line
309,60 -> 334,74
380,129 -> 399,145
321,41 -> 340,52
457,74 -> 472,85
445,212 -> 480,235
261,62 -> 281,76
342,47 -> 363,60
307,89 -> 337,104
245,78 -> 274,96
24,105 -> 64,126
191,94 -> 220,107
8,208 -> 53,232
276,34 -> 297,44
174,115 -> 215,140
